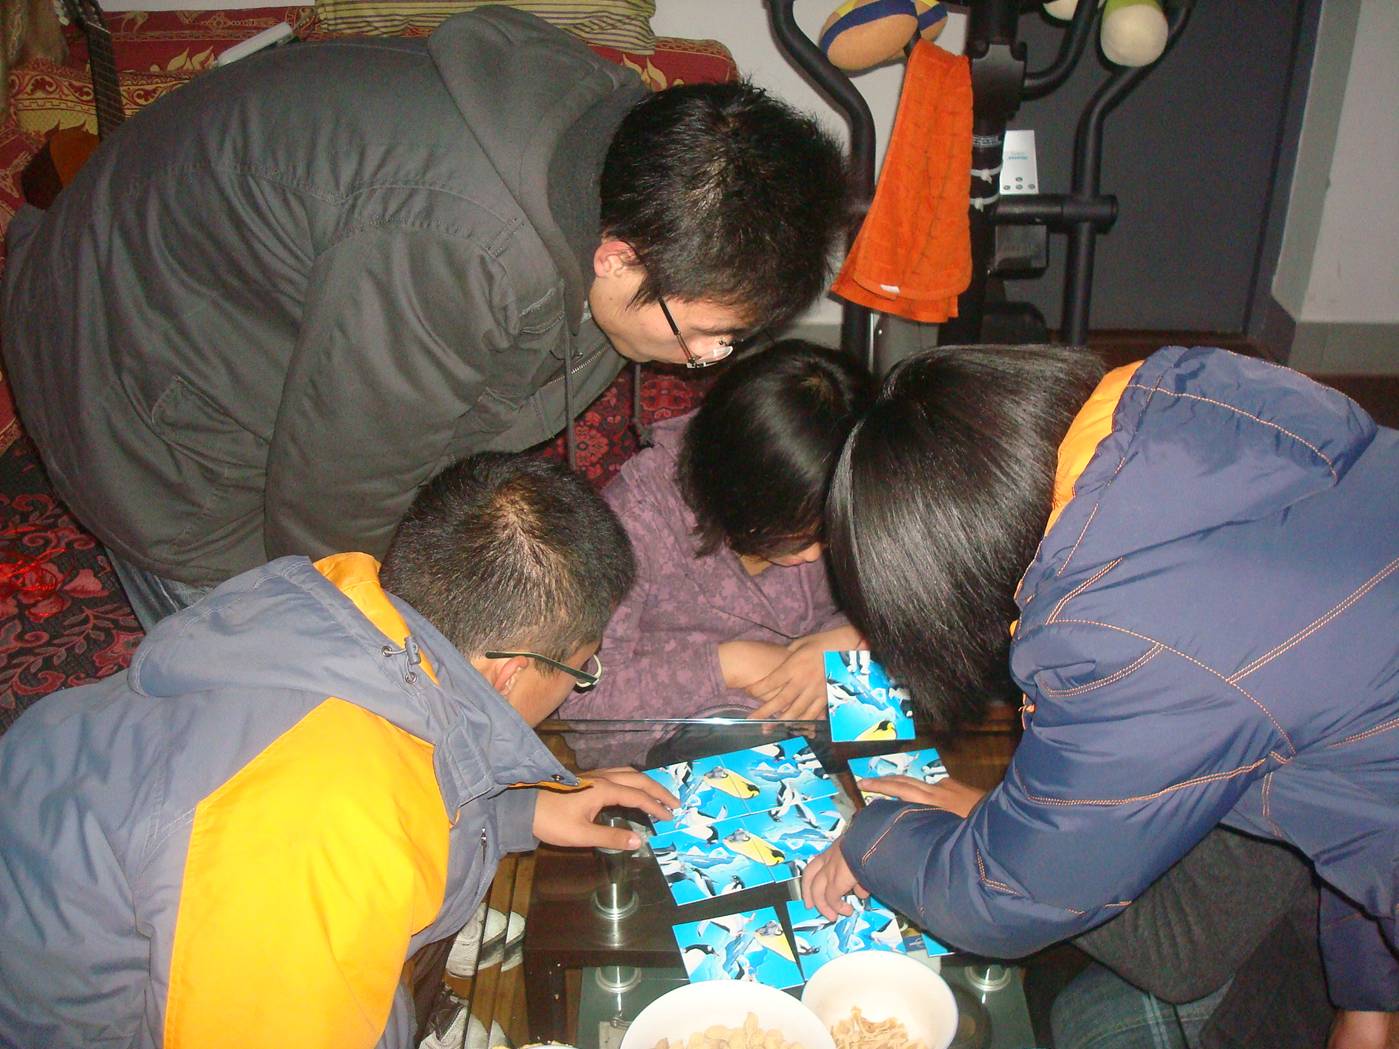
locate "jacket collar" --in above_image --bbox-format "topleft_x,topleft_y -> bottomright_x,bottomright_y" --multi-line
315,554 -> 576,811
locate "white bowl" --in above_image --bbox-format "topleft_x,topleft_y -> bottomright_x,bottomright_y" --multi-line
801,951 -> 958,1049
620,981 -> 837,1049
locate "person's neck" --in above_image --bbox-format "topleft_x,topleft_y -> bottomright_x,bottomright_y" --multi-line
739,553 -> 771,577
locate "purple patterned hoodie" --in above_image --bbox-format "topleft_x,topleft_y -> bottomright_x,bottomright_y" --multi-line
559,412 -> 847,766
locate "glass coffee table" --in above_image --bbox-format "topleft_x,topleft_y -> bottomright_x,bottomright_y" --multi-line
519,717 -> 1036,1049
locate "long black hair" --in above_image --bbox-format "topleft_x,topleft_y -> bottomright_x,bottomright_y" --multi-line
679,340 -> 874,559
827,345 -> 1106,729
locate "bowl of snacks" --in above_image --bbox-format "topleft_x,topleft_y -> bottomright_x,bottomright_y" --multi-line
801,951 -> 958,1049
619,980 -> 837,1049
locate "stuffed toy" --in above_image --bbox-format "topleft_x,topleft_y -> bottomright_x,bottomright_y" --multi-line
818,0 -> 948,72
1044,0 -> 1168,67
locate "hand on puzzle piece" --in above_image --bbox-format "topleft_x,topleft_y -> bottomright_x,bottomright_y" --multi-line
800,835 -> 870,921
747,627 -> 864,721
858,774 -> 986,818
533,767 -> 678,850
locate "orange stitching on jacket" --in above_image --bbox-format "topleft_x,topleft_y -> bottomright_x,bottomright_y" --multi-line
1052,618 -> 1297,754
1040,643 -> 1163,697
1322,909 -> 1378,930
1049,558 -> 1122,623
1261,772 -> 1285,838
1056,503 -> 1101,578
1123,383 -> 1338,479
1230,557 -> 1399,682
975,847 -> 1021,896
860,806 -> 926,864
1015,757 -> 1267,807
1327,715 -> 1399,749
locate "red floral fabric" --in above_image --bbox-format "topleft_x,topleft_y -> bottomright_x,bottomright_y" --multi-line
0,437 -> 142,730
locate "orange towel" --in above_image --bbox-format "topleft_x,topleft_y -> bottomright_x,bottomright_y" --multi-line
831,39 -> 972,324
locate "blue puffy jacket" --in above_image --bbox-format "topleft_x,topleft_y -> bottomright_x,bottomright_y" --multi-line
843,347 -> 1398,1009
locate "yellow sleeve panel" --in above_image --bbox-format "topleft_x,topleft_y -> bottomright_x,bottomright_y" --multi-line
164,698 -> 451,1049
1044,362 -> 1141,536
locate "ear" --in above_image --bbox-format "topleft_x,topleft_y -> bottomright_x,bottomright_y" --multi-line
470,654 -> 532,696
593,238 -> 639,279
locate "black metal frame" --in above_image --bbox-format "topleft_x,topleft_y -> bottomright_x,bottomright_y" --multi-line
766,0 -> 1193,353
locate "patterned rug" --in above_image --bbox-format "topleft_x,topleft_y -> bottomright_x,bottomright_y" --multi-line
0,364 -> 709,731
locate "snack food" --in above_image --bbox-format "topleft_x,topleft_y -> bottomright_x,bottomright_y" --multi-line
653,1011 -> 807,1049
830,1007 -> 927,1049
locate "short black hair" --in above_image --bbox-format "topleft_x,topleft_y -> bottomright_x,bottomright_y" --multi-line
679,340 -> 874,559
827,345 -> 1107,730
600,81 -> 851,333
380,453 -> 635,663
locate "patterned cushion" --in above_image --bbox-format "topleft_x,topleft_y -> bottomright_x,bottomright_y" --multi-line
76,7 -> 322,73
314,0 -> 656,55
590,36 -> 738,91
7,58 -> 191,137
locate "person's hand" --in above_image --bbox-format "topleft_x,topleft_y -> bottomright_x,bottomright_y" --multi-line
746,625 -> 865,721
717,640 -> 789,691
858,775 -> 988,818
801,836 -> 870,920
532,767 -> 679,850
1327,1010 -> 1395,1049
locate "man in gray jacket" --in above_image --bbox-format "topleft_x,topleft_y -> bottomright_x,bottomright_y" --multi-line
0,8 -> 848,627
0,452 -> 680,1049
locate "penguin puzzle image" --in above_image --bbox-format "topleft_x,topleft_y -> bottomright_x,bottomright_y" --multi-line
644,738 -> 846,906
825,650 -> 917,742
847,745 -> 949,803
672,906 -> 804,988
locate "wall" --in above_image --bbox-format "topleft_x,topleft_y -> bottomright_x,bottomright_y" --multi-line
656,1 -> 1313,342
653,1 -> 961,333
1273,0 -> 1399,375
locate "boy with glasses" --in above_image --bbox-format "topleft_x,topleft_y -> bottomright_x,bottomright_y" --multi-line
0,452 -> 679,1049
2,7 -> 849,630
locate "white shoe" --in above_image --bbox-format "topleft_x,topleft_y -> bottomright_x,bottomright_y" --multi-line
446,903 -> 508,978
418,996 -> 511,1049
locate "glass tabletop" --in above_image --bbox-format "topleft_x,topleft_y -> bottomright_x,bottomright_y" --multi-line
408,721 -> 1035,1049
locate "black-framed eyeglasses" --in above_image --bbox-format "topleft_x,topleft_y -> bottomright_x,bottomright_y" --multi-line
657,295 -> 735,370
483,650 -> 603,690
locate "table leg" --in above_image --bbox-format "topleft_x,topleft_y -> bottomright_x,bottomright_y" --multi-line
524,952 -> 569,1043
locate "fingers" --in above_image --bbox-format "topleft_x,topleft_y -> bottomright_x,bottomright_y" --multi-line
856,775 -> 939,805
586,779 -> 676,823
800,844 -> 857,920
573,820 -> 643,852
746,693 -> 790,720
584,768 -> 680,810
794,688 -> 829,721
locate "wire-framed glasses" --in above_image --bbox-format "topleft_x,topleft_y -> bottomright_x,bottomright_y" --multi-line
657,295 -> 735,369
483,650 -> 603,690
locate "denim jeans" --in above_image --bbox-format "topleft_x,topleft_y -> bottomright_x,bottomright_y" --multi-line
107,550 -> 214,631
1052,963 -> 1232,1049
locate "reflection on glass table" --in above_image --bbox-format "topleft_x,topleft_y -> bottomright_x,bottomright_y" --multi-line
521,717 -> 1034,1049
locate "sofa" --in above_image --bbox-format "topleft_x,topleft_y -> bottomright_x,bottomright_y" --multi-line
0,4 -> 733,715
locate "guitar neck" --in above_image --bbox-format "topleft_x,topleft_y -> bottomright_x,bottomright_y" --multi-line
68,0 -> 124,139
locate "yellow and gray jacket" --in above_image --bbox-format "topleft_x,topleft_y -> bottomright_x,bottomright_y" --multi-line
0,553 -> 573,1048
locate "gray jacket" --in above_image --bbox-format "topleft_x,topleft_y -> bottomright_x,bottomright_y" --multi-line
0,554 -> 572,1048
1,9 -> 644,586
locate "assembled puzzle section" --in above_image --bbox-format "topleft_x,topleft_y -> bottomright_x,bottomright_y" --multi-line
644,738 -> 845,905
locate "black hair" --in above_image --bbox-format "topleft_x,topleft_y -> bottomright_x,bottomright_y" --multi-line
679,339 -> 874,560
827,345 -> 1107,730
600,81 -> 851,333
380,453 -> 635,664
